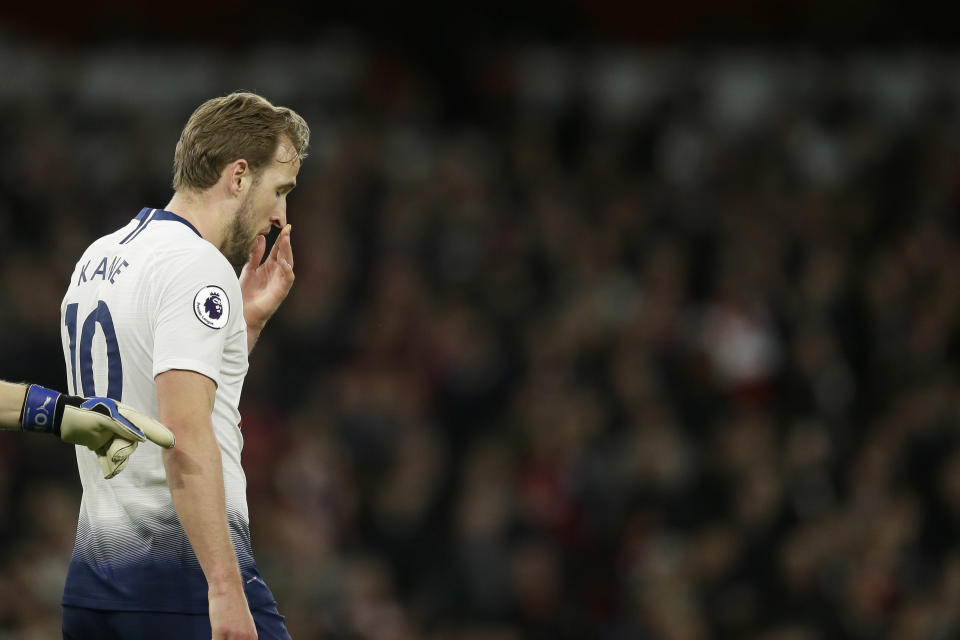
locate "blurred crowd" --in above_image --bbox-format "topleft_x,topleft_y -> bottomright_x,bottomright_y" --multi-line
2,37 -> 960,639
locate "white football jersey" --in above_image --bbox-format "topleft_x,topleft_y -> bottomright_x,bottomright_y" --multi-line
59,207 -> 275,612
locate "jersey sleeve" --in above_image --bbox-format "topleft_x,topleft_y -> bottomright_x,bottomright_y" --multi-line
151,248 -> 242,387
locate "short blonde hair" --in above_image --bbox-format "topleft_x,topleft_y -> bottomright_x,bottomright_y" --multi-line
172,91 -> 310,192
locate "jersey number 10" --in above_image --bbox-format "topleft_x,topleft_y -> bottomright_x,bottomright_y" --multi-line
64,301 -> 123,400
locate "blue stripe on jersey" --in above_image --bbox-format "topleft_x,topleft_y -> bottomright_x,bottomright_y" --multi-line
120,207 -> 202,245
119,208 -> 155,244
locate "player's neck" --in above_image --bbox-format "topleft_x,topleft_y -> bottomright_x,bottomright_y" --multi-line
164,191 -> 227,250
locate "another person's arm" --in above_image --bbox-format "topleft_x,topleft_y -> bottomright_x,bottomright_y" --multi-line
0,379 -> 175,477
157,369 -> 256,640
0,380 -> 26,428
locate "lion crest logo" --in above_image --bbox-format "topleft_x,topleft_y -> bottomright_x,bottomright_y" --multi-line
193,285 -> 229,329
204,293 -> 223,320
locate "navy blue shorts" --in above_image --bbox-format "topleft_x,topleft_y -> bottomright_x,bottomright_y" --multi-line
61,603 -> 291,639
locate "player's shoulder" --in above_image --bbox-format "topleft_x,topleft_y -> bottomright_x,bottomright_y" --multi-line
123,208 -> 233,276
79,220 -> 136,256
152,241 -> 239,307
165,238 -> 235,281
152,231 -> 228,267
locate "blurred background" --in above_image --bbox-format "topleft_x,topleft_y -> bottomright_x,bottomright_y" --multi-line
2,2 -> 960,639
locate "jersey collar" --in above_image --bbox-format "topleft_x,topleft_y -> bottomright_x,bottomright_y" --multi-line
134,207 -> 202,238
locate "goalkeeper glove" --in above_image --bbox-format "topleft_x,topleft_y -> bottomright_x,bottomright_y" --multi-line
19,385 -> 176,479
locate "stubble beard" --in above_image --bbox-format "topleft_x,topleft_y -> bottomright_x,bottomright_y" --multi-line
222,195 -> 259,268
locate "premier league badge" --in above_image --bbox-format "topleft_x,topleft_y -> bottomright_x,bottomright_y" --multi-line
193,285 -> 230,329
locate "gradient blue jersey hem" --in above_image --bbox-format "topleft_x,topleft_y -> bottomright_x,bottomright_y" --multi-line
62,557 -> 277,614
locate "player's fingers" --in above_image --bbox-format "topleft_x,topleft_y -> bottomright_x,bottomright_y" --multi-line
248,234 -> 266,269
278,223 -> 293,269
267,226 -> 283,260
268,224 -> 291,264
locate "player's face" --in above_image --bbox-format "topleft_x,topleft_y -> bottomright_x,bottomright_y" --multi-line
222,138 -> 301,267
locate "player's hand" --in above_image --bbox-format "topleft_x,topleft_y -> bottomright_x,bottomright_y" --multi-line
239,223 -> 295,334
209,585 -> 257,640
20,385 -> 176,479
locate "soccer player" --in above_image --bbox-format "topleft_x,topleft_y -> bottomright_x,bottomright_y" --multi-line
0,379 -> 175,477
58,92 -> 308,640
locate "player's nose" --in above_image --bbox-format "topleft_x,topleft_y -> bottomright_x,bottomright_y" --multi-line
271,206 -> 286,229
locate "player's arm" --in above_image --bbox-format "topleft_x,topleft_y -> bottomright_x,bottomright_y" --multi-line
239,224 -> 295,353
0,379 -> 175,478
157,369 -> 256,640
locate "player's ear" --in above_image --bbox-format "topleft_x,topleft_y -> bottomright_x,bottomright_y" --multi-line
226,159 -> 249,196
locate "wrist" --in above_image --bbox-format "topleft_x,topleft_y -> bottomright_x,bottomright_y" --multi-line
246,322 -> 266,354
19,385 -> 70,436
206,570 -> 245,597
